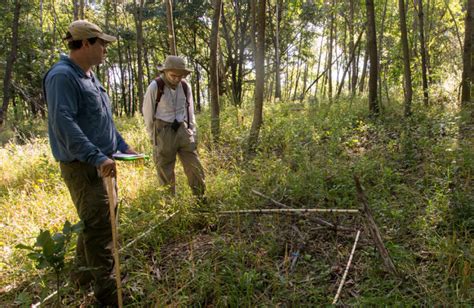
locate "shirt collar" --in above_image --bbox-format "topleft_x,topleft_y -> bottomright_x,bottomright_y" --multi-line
59,54 -> 92,79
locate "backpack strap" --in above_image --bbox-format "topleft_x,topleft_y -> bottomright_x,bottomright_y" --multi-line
154,77 -> 166,116
154,77 -> 192,130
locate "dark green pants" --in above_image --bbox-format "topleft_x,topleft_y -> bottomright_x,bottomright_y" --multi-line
60,161 -> 117,306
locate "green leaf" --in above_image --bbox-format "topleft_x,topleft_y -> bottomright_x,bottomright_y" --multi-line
37,258 -> 50,269
35,230 -> 54,257
62,220 -> 72,234
27,252 -> 43,261
71,221 -> 84,234
15,243 -> 34,251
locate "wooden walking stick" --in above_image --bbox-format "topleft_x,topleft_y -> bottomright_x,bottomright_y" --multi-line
104,175 -> 123,308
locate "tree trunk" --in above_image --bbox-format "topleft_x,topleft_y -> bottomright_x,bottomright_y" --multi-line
327,1 -> 335,102
247,0 -> 266,155
165,0 -> 177,55
274,0 -> 282,99
0,0 -> 21,126
210,0 -> 222,142
80,0 -> 84,19
292,34 -> 303,101
350,0 -> 358,95
73,0 -> 79,20
359,47 -> 369,93
377,0 -> 388,107
417,0 -> 429,106
461,0 -> 474,108
399,0 -> 413,117
336,29 -> 364,98
195,63 -> 201,112
134,0 -> 145,114
365,0 -> 379,115
114,0 -> 127,116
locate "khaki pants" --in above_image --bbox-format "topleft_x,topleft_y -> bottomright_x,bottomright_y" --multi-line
60,161 -> 118,306
152,119 -> 205,196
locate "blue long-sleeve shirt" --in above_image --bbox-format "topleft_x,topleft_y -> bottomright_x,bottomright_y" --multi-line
44,55 -> 129,167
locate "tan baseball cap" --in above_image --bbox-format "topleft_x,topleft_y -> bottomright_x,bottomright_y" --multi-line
64,20 -> 116,43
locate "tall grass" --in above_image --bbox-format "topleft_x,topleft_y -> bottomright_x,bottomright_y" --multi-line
0,98 -> 472,305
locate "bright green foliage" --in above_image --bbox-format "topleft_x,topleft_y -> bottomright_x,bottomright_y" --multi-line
1,97 -> 473,305
16,220 -> 83,272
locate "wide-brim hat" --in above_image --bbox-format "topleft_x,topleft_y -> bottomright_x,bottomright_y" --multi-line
64,20 -> 116,43
157,55 -> 192,75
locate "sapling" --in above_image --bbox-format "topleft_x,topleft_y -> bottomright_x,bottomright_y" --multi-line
17,220 -> 83,307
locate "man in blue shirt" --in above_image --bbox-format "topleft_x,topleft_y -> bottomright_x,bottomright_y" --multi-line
43,20 -> 135,306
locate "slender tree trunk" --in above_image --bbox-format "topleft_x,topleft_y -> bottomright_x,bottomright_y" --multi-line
417,0 -> 429,106
461,0 -> 474,107
192,26 -> 202,112
365,0 -> 379,115
292,34 -> 303,100
114,1 -> 127,115
350,0 -> 358,95
248,0 -> 265,155
210,0 -> 222,141
79,0 -> 84,19
315,37 -> 324,97
399,0 -> 413,117
359,46 -> 369,93
274,0 -> 282,99
195,63 -> 201,112
134,0 -> 145,114
327,1 -> 335,102
336,29 -> 364,98
0,0 -> 21,126
165,0 -> 177,55
73,0 -> 79,20
444,0 -> 463,51
377,0 -> 388,106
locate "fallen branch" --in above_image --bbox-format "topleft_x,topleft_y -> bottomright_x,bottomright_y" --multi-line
354,176 -> 398,276
332,230 -> 361,304
251,190 -> 356,232
219,208 -> 359,214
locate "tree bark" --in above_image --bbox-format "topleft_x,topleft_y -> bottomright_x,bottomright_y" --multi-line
349,0 -> 358,96
247,0 -> 266,155
210,0 -> 222,142
417,0 -> 430,106
73,0 -> 79,20
365,0 -> 379,115
134,0 -> 145,114
0,0 -> 21,126
274,0 -> 282,99
165,0 -> 177,55
327,1 -> 335,102
113,0 -> 127,116
399,0 -> 413,117
461,0 -> 474,107
359,47 -> 369,93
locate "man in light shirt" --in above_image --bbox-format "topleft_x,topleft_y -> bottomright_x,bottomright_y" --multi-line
143,55 -> 205,198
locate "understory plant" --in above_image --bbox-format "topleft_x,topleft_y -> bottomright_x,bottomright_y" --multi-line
16,220 -> 83,307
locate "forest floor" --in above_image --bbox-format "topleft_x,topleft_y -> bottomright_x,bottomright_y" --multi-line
0,98 -> 472,306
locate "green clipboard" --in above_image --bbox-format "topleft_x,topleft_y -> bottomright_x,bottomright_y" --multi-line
112,153 -> 149,161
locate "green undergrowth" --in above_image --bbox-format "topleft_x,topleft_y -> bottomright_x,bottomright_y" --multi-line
0,97 -> 472,306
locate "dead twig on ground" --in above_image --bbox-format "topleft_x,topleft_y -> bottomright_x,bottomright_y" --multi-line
332,230 -> 361,304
